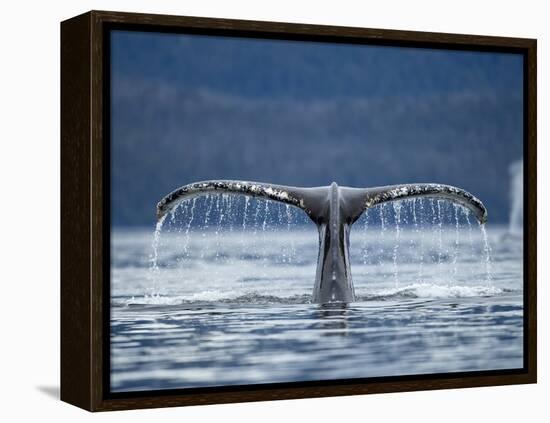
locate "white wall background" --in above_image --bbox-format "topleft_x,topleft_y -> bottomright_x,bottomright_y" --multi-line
0,0 -> 546,421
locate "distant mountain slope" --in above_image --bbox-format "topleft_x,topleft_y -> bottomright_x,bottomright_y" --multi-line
112,30 -> 523,101
111,81 -> 522,226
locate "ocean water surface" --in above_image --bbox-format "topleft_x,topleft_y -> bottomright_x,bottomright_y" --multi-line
110,198 -> 523,392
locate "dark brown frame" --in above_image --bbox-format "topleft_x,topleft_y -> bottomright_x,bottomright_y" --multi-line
61,10 -> 537,411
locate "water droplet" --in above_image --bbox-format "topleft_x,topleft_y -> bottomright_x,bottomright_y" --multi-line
452,203 -> 460,283
149,214 -> 167,297
392,202 -> 401,288
480,223 -> 493,285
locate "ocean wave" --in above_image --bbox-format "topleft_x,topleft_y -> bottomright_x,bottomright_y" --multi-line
112,283 -> 514,307
356,283 -> 505,301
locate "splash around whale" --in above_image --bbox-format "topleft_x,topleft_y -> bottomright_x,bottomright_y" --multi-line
157,180 -> 488,305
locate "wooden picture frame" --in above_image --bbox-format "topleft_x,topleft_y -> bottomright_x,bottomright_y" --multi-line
61,10 -> 537,411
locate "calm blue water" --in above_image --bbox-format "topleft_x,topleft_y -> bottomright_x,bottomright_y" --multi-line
110,199 -> 523,392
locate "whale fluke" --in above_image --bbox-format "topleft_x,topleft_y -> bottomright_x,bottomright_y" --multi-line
339,183 -> 487,225
157,180 -> 487,304
157,180 -> 312,220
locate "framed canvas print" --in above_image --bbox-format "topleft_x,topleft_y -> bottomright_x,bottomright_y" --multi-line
60,10 -> 537,411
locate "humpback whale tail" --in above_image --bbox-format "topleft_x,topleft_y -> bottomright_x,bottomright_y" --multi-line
157,180 -> 487,304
